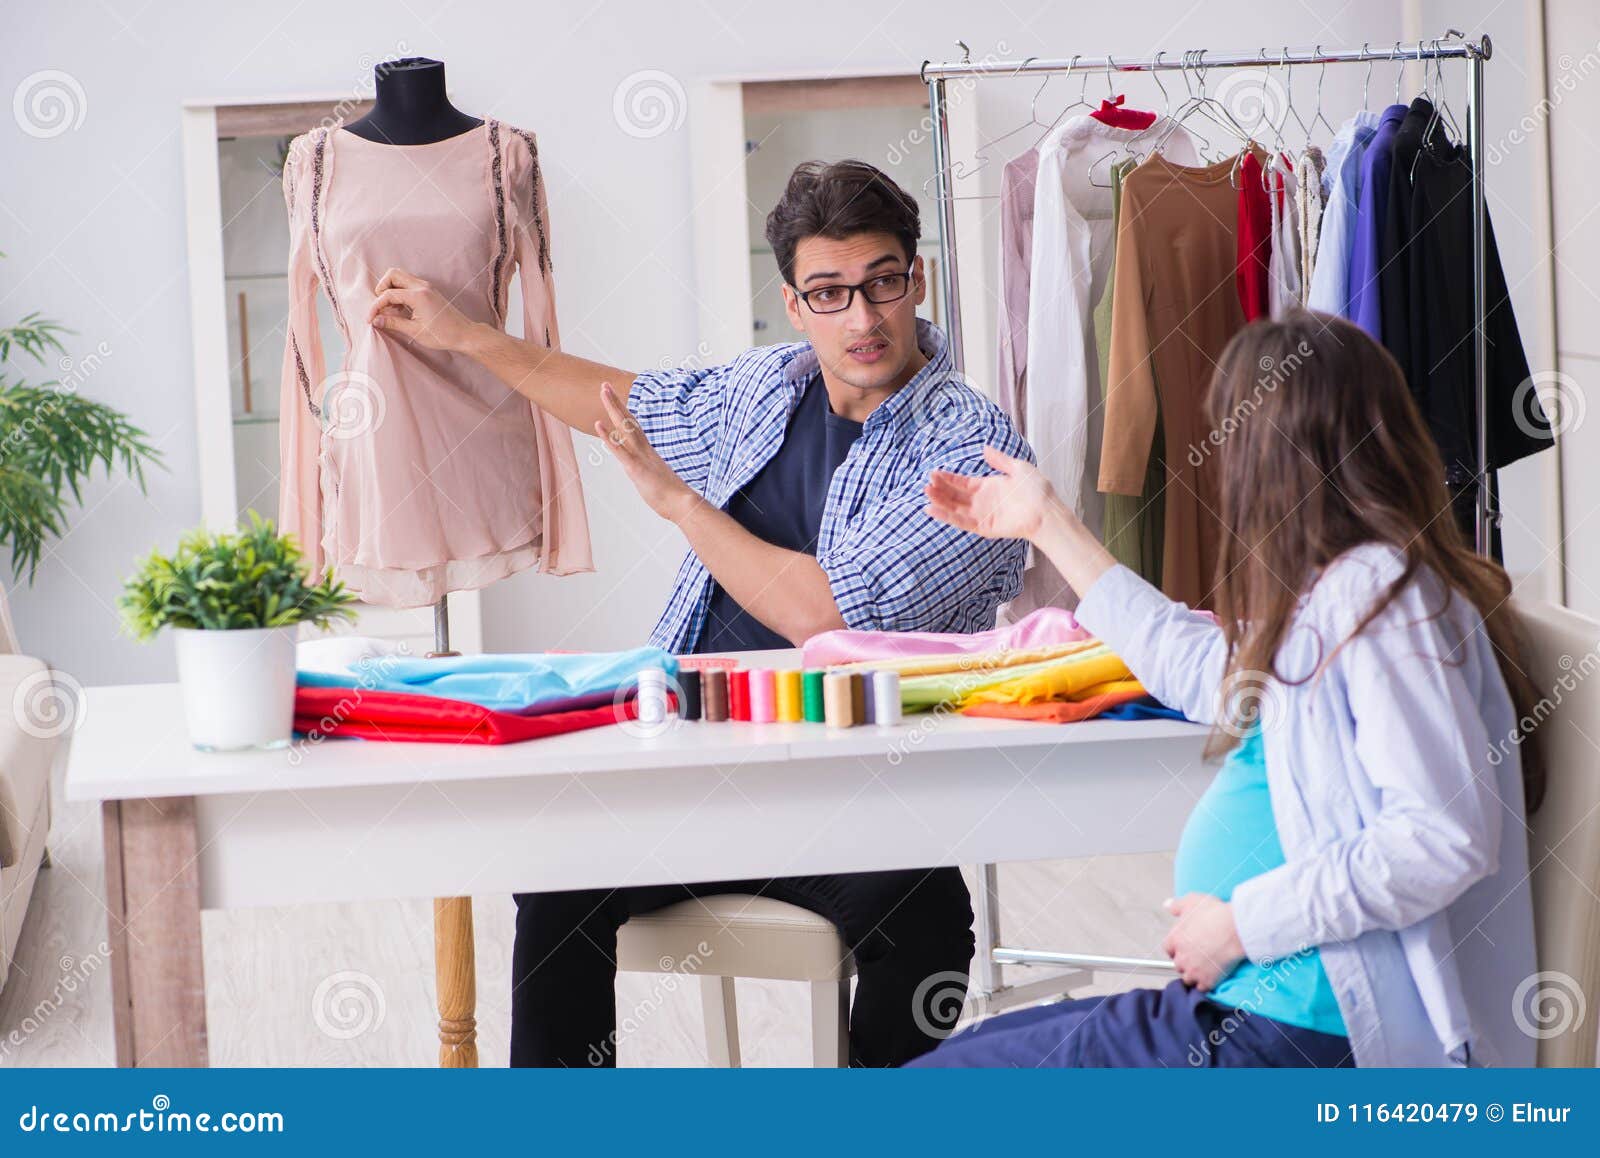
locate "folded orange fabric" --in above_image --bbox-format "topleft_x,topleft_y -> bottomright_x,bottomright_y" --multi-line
960,681 -> 1149,723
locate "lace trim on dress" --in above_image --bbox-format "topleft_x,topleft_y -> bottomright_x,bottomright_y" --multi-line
309,127 -> 350,341
290,333 -> 320,419
487,118 -> 510,326
507,125 -> 550,275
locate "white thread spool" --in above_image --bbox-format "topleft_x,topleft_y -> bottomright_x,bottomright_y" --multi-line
636,668 -> 669,725
871,670 -> 902,725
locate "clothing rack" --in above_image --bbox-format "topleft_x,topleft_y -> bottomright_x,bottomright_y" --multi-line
920,32 -> 1495,1011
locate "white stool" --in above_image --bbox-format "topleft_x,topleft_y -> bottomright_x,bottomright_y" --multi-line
616,895 -> 856,1066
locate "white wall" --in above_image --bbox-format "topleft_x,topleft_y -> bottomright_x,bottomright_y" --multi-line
4,0 -> 1538,686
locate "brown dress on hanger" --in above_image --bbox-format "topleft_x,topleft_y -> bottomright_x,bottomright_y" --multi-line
1099,148 -> 1258,610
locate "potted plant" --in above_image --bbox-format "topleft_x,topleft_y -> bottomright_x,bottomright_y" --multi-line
119,512 -> 356,751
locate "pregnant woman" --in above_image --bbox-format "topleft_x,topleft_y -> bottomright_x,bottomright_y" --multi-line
914,311 -> 1545,1068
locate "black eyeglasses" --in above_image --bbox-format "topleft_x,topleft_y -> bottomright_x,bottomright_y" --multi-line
794,271 -> 914,315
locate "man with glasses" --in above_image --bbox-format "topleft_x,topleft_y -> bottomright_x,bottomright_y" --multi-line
368,160 -> 1034,1067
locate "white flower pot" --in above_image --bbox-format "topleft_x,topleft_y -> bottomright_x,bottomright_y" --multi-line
172,625 -> 298,751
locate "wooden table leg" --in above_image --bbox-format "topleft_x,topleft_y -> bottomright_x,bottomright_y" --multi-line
102,797 -> 209,1066
433,896 -> 477,1067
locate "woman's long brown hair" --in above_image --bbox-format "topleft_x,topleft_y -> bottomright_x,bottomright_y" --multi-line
1202,309 -> 1544,812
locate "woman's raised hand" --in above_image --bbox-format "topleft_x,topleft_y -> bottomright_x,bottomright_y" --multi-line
924,445 -> 1058,543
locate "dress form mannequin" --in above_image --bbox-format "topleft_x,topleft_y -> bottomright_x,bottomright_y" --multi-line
344,57 -> 478,656
343,57 -> 481,146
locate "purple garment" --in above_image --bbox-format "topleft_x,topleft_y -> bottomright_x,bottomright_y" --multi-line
1347,104 -> 1409,337
996,150 -> 1040,429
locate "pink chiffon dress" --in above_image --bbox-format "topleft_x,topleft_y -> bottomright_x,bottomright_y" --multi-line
278,116 -> 592,607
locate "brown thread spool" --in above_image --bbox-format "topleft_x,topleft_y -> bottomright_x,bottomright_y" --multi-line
849,673 -> 866,725
823,672 -> 855,727
703,669 -> 729,721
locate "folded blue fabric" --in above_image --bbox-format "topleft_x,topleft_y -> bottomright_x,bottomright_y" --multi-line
296,646 -> 679,714
1097,698 -> 1187,723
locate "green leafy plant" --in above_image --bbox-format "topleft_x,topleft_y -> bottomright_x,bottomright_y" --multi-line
119,512 -> 357,640
0,260 -> 164,581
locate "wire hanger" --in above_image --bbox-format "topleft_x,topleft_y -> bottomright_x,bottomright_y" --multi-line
1360,43 -> 1374,111
1144,49 -> 1251,165
1306,45 -> 1336,143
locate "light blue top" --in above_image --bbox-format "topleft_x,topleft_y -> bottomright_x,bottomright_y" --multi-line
1174,727 -> 1346,1036
1074,545 -> 1536,1067
1305,110 -> 1380,315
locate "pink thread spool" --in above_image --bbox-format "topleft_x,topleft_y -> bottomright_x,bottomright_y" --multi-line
748,668 -> 778,723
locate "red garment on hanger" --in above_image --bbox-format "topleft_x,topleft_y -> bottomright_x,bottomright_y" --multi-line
1091,95 -> 1157,130
293,685 -> 673,745
1236,150 -> 1272,321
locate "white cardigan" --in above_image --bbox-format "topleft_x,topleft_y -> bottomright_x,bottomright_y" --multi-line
1074,543 -> 1537,1066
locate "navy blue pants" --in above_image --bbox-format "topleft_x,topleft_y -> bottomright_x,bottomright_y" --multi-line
909,978 -> 1354,1068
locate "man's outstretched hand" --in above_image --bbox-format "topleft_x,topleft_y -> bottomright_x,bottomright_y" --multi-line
594,381 -> 702,525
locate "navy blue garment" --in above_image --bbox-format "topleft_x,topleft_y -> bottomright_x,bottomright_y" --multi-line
908,978 -> 1354,1068
694,372 -> 863,652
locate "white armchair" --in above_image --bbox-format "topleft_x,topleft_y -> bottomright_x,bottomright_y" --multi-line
0,590 -> 61,998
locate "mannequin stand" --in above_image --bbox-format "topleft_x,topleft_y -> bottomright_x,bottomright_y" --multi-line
428,594 -> 477,1067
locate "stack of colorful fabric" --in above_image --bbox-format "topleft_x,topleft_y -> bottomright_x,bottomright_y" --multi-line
293,639 -> 679,745
802,610 -> 1181,724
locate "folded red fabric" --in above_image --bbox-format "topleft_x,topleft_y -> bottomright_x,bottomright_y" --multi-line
293,685 -> 672,745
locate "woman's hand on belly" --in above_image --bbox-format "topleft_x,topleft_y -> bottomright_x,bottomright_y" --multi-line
1162,893 -> 1245,990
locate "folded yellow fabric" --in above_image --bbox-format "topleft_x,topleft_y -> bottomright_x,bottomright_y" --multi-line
899,644 -> 1137,711
835,638 -> 1103,679
960,647 -> 1135,707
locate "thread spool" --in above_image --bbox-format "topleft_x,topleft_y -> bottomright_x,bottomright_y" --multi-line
849,673 -> 866,725
749,668 -> 777,723
862,671 -> 877,722
801,670 -> 825,722
728,669 -> 751,721
677,668 -> 702,720
636,668 -> 668,725
703,669 -> 728,722
775,669 -> 803,721
823,672 -> 855,727
871,670 -> 902,725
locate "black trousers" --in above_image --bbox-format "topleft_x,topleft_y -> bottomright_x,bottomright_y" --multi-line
510,867 -> 974,1067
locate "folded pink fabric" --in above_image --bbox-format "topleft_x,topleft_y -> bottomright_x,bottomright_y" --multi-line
801,607 -> 1091,667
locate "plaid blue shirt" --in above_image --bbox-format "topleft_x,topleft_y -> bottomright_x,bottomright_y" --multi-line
627,319 -> 1034,653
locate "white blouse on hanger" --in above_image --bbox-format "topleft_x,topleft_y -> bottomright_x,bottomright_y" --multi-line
1024,116 -> 1199,543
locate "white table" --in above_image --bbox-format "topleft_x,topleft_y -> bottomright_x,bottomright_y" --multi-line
65,649 -> 1209,1067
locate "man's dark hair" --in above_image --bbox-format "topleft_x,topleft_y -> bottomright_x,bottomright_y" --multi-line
764,160 -> 921,287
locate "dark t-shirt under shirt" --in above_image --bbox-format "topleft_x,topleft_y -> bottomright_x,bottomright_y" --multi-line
693,373 -> 863,653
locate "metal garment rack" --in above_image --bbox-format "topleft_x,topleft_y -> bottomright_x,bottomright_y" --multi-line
921,33 -> 1494,1011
